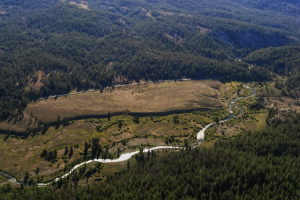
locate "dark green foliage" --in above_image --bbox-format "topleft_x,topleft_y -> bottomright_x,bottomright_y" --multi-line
173,115 -> 180,125
244,46 -> 300,97
55,116 -> 61,129
64,146 -> 69,156
68,146 -> 73,159
286,74 -> 300,97
1,0 -> 298,119
165,135 -> 175,145
83,142 -> 89,159
118,120 -> 123,129
244,46 -> 300,75
135,147 -> 144,162
40,149 -> 57,162
22,172 -> 29,185
34,168 -> 39,176
91,138 -> 101,158
2,120 -> 300,199
133,116 -> 140,124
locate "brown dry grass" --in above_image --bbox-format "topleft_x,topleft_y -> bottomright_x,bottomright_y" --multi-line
0,80 -> 227,182
267,97 -> 300,112
0,110 -> 219,180
25,80 -> 222,121
216,112 -> 267,137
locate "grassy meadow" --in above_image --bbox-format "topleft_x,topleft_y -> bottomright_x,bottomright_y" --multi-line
24,80 -> 222,121
0,81 -> 270,185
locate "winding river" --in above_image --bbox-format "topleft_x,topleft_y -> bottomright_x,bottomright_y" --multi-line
197,86 -> 256,140
2,85 -> 256,187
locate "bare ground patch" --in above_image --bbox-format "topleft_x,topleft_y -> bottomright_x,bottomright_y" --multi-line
69,1 -> 89,10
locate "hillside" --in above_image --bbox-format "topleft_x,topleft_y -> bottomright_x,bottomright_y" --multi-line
0,0 -> 299,120
244,46 -> 300,96
1,1 -> 300,198
1,118 -> 300,199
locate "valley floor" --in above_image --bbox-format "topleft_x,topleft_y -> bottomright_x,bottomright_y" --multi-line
3,80 -> 299,186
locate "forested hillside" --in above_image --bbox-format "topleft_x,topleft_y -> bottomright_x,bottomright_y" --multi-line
245,46 -> 300,75
1,1 -> 300,197
245,46 -> 300,96
0,0 -> 299,119
1,117 -> 299,200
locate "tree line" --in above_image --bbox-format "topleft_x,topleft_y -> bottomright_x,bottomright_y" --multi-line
1,115 -> 300,199
0,1 -> 290,120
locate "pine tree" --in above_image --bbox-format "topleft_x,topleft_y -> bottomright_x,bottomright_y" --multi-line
133,116 -> 140,124
118,120 -> 123,129
55,115 -> 61,129
34,168 -> 40,176
173,115 -> 179,125
91,138 -> 101,158
40,149 -> 48,160
69,146 -> 73,159
23,172 -> 30,185
64,146 -> 69,156
84,142 -> 89,159
108,112 -> 111,121
53,150 -> 57,160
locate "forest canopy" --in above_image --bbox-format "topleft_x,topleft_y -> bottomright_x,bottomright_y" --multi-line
0,0 -> 299,119
1,116 -> 300,200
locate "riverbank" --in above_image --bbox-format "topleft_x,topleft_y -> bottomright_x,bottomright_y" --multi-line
35,85 -> 256,187
0,83 -> 259,186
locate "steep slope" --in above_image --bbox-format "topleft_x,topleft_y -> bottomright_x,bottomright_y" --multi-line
244,46 -> 300,74
0,0 -> 299,119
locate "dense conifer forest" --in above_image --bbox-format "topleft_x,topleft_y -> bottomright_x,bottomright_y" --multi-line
0,0 -> 299,119
245,46 -> 300,96
1,116 -> 299,200
1,1 -> 300,199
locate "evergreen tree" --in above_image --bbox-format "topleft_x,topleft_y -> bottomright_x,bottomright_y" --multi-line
133,116 -> 140,124
91,138 -> 101,158
64,146 -> 69,156
34,168 -> 40,176
55,115 -> 61,129
108,112 -> 111,121
23,172 -> 30,185
83,142 -> 89,159
118,120 -> 123,129
173,115 -> 180,125
69,146 -> 73,159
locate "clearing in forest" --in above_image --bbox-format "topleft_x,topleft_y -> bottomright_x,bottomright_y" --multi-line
25,80 -> 222,121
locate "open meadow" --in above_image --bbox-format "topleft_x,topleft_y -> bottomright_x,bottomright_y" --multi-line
25,80 -> 222,121
0,81 -> 269,184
